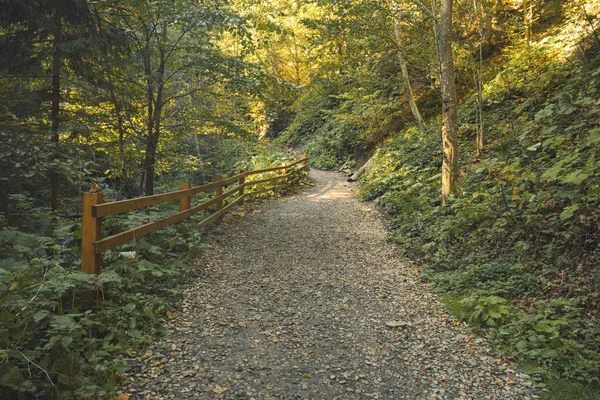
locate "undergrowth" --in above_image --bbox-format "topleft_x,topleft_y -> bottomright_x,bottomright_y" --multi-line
0,204 -> 200,399
0,147 -> 299,398
360,44 -> 600,396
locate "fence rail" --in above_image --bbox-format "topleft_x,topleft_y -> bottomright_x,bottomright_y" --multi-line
81,157 -> 308,275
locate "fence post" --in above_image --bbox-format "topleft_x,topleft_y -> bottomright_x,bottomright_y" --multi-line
215,175 -> 223,213
81,189 -> 103,275
180,182 -> 191,212
238,174 -> 245,204
303,155 -> 308,168
282,168 -> 287,188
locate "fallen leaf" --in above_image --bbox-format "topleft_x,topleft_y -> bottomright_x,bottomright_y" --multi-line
116,393 -> 129,400
211,384 -> 229,394
385,321 -> 408,328
506,377 -> 515,385
304,373 -> 312,379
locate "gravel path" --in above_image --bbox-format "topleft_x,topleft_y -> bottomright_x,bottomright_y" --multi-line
121,170 -> 537,400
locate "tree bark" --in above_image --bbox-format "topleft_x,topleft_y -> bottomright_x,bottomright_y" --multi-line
439,0 -> 458,202
524,0 -> 533,43
50,11 -> 62,210
143,22 -> 167,196
471,0 -> 484,156
391,0 -> 427,133
431,0 -> 443,81
348,156 -> 374,182
140,31 -> 154,196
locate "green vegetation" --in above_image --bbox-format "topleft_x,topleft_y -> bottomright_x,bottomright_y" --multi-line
2,0 -> 600,397
358,42 -> 600,393
0,203 -> 198,397
272,0 -> 600,396
0,145 -> 298,398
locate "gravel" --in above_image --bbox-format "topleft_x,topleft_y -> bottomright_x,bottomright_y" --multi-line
119,170 -> 538,400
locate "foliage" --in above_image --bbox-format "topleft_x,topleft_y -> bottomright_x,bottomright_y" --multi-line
2,0 -> 600,396
460,295 -> 510,327
359,41 -> 600,392
240,146 -> 309,198
0,195 -> 205,398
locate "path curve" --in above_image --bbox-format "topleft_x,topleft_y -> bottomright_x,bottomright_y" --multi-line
122,170 -> 537,399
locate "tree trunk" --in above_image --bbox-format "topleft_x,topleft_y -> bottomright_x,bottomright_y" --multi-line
50,11 -> 62,210
348,156 -> 374,182
475,72 -> 484,155
472,0 -> 484,156
140,33 -> 153,196
106,81 -> 126,173
524,0 -> 533,43
391,0 -> 427,133
144,84 -> 164,196
431,0 -> 443,81
142,22 -> 167,196
439,0 -> 458,202
144,129 -> 159,195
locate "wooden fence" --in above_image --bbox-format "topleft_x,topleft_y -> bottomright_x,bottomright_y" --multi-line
81,157 -> 308,275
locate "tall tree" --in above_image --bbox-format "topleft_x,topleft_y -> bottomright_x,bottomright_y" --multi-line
49,10 -> 62,209
439,0 -> 458,201
390,0 -> 427,133
91,0 -> 259,195
0,0 -> 91,209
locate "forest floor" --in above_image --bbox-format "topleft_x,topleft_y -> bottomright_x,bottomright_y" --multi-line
118,170 -> 539,400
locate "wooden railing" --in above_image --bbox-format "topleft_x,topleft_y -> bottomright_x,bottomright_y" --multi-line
81,157 -> 308,275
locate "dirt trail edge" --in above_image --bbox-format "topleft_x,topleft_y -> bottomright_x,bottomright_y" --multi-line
121,170 -> 537,400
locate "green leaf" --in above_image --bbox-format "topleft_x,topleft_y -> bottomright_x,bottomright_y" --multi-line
0,259 -> 25,270
137,260 -> 155,272
560,170 -> 589,185
115,363 -> 127,374
51,315 -> 81,332
516,340 -> 528,351
123,303 -> 136,313
586,128 -> 600,146
558,93 -> 575,114
541,153 -> 579,182
560,204 -> 580,220
127,329 -> 142,339
151,269 -> 164,277
13,244 -> 31,254
43,335 -> 61,350
534,104 -> 555,121
99,270 -> 122,284
526,142 -> 542,152
33,310 -> 49,322
61,336 -> 73,348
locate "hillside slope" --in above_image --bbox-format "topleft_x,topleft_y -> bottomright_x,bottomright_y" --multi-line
276,1 -> 600,397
